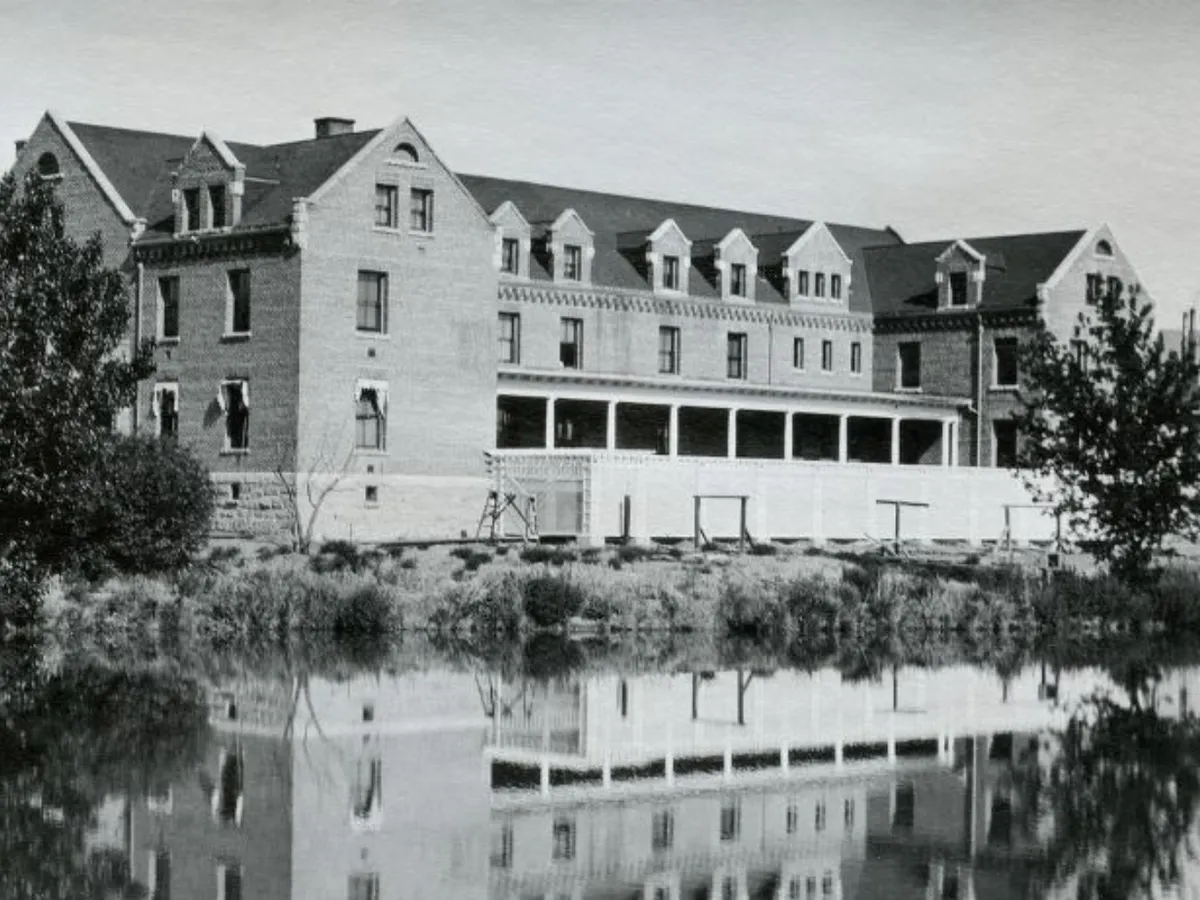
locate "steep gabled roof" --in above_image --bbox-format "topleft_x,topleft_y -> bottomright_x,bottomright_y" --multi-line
65,121 -> 380,234
458,174 -> 900,312
862,230 -> 1087,316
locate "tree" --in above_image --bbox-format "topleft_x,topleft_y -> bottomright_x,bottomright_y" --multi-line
0,172 -> 154,600
1015,285 -> 1200,584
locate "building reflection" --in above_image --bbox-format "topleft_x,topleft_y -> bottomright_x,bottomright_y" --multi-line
85,661 -> 1200,899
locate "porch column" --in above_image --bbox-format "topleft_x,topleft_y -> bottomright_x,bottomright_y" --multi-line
951,422 -> 960,467
668,404 -> 680,457
727,408 -> 738,459
837,414 -> 848,463
891,417 -> 901,466
941,420 -> 952,467
606,400 -> 617,451
783,411 -> 794,460
544,397 -> 556,449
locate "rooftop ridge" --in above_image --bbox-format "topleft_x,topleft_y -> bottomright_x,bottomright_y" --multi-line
862,228 -> 1088,254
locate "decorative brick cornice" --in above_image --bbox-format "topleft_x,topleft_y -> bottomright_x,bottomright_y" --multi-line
499,283 -> 872,333
873,307 -> 1040,334
132,227 -> 295,264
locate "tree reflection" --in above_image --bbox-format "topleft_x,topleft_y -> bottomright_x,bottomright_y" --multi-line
1019,666 -> 1200,899
0,640 -> 210,899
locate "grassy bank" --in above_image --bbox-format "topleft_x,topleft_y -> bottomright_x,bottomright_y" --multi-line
36,539 -> 1200,655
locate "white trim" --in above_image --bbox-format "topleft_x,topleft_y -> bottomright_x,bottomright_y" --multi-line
782,222 -> 852,267
194,130 -> 243,171
648,217 -> 692,248
489,199 -> 531,230
715,226 -> 757,258
936,238 -> 986,264
44,111 -> 136,223
550,207 -> 594,237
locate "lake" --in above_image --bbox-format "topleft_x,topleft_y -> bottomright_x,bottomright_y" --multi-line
2,633 -> 1198,899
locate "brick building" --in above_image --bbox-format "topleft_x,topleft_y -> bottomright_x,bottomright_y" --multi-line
8,110 -> 1148,542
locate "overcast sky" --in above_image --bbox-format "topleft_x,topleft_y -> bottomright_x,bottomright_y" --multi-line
2,0 -> 1197,324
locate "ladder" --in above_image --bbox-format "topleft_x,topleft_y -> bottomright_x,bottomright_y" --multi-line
476,453 -> 539,542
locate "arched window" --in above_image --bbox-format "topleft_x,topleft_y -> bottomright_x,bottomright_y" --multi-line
36,152 -> 60,178
1095,239 -> 1114,258
393,142 -> 419,164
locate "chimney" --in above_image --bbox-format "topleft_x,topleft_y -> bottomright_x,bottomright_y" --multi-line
314,117 -> 355,139
14,139 -> 27,157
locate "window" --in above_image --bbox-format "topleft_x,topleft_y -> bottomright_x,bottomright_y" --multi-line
356,271 -> 387,333
730,263 -> 747,298
814,800 -> 827,832
154,383 -> 179,440
892,783 -> 915,831
375,184 -> 398,228
787,878 -> 802,900
618,680 -> 628,717
216,862 -> 242,900
994,337 -> 1019,387
501,237 -> 519,274
226,270 -> 251,335
844,798 -> 855,828
651,809 -> 674,852
1106,275 -> 1123,302
499,312 -> 520,364
215,748 -> 243,826
1072,340 -> 1090,372
220,381 -> 249,451
949,271 -> 969,307
1095,239 -> 1114,258
490,822 -> 513,869
158,276 -> 180,340
821,873 -> 834,898
727,332 -> 748,379
552,817 -> 576,861
409,188 -> 433,232
355,385 -> 386,451
352,756 -> 383,823
793,337 -> 805,370
898,342 -> 921,389
663,255 -> 681,291
796,269 -> 810,296
831,274 -> 842,299
814,272 -> 826,298
994,420 -> 1019,468
560,317 -> 583,369
1086,273 -> 1104,305
36,152 -> 60,179
719,801 -> 740,841
563,244 -> 582,281
149,849 -> 170,900
850,341 -> 862,374
721,877 -> 737,900
394,142 -> 419,163
348,874 -> 380,900
821,339 -> 833,372
658,326 -> 680,374
209,184 -> 226,229
786,803 -> 799,834
183,188 -> 200,232
806,876 -> 818,900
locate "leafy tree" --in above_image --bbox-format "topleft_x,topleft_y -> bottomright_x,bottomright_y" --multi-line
1015,285 -> 1200,584
53,435 -> 215,580
0,171 -> 154,605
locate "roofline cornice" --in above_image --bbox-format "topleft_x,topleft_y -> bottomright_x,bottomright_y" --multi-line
499,282 -> 873,331
132,226 -> 294,263
46,110 -> 137,224
873,307 -> 1040,333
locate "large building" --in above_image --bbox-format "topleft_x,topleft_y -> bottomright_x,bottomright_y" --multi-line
9,111 -> 1146,543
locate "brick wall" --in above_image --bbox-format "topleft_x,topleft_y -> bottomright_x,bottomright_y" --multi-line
297,121 -> 497,505
1041,227 -> 1144,340
501,292 -> 872,391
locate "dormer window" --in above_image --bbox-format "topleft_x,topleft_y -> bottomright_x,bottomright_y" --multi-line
183,188 -> 201,232
501,238 -> 519,274
663,256 -> 681,291
563,245 -> 582,281
782,223 -> 852,306
730,264 -> 747,298
949,272 -> 969,307
209,184 -> 226,229
1095,239 -> 1114,258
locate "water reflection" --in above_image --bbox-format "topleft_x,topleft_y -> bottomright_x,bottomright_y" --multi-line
3,638 -> 1200,899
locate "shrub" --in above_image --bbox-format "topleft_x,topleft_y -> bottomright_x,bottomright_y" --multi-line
52,436 -> 214,580
520,544 -> 577,566
522,570 -> 585,628
748,542 -> 778,556
207,545 -> 241,567
450,546 -> 493,572
330,582 -> 396,635
311,539 -> 360,574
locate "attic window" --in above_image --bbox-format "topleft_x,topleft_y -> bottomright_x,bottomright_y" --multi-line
36,152 -> 61,179
1095,239 -> 1114,258
394,143 -> 419,164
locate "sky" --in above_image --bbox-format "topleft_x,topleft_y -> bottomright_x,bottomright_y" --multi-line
2,0 -> 1198,324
